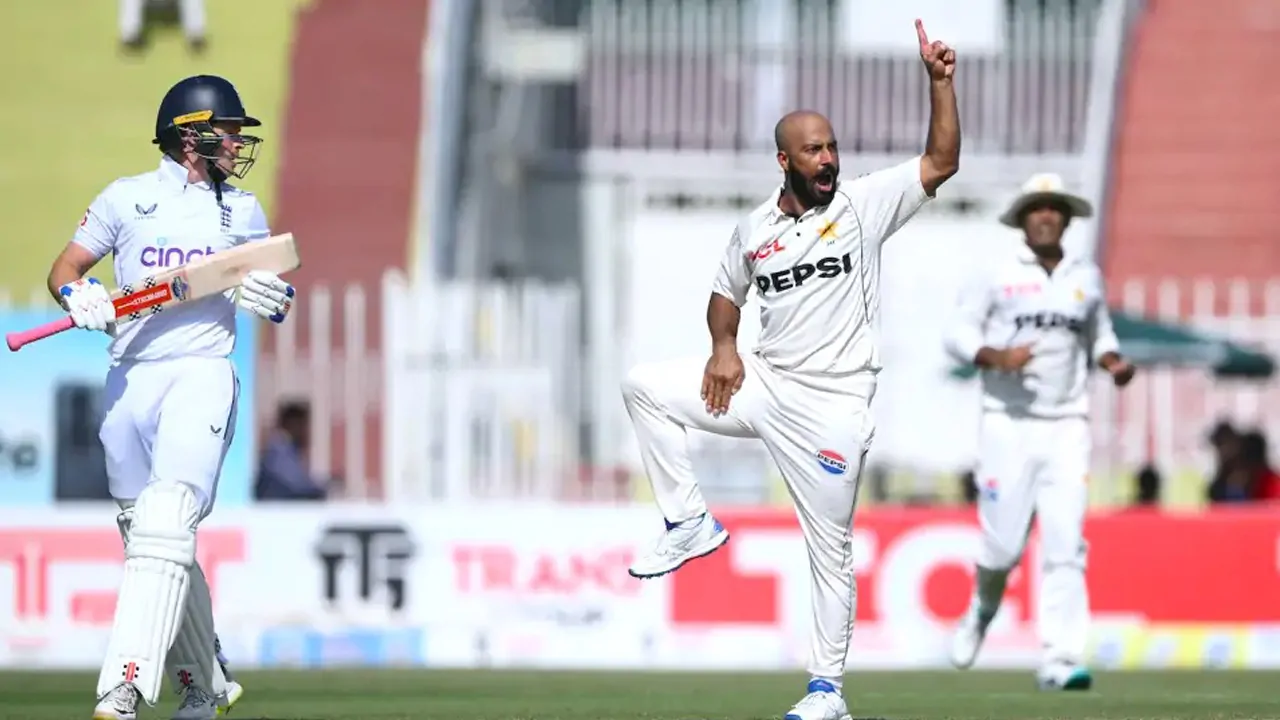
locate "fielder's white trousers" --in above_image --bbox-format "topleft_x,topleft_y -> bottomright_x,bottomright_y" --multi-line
973,411 -> 1090,665
622,353 -> 875,681
119,0 -> 206,41
100,356 -> 239,514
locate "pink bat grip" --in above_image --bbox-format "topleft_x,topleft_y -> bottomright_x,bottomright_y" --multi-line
6,316 -> 75,351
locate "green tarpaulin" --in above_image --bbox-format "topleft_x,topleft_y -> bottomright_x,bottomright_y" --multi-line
949,309 -> 1275,380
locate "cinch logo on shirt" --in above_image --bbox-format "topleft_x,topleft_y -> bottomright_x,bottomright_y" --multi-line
1013,312 -> 1084,333
140,238 -> 216,268
754,252 -> 854,294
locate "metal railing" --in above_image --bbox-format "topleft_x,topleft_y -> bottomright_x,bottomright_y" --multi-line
560,0 -> 1103,154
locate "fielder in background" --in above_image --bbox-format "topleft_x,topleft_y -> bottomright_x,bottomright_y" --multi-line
620,20 -> 959,720
46,75 -> 296,720
944,173 -> 1135,690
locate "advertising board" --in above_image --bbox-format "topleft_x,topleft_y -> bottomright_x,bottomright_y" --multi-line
0,505 -> 1274,670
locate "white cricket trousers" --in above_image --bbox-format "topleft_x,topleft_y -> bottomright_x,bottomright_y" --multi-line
973,411 -> 1090,665
119,0 -> 206,41
622,352 -> 875,681
100,356 -> 239,515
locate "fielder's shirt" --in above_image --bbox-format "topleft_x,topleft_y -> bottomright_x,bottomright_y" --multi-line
73,156 -> 271,362
944,244 -> 1121,418
712,156 -> 930,388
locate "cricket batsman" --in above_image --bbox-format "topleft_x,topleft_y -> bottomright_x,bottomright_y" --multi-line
943,173 -> 1135,689
46,75 -> 295,720
620,21 -> 959,720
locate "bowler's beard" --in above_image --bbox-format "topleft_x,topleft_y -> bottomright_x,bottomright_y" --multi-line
785,163 -> 836,209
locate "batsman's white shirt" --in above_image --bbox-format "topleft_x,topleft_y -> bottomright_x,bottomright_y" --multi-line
73,155 -> 271,362
712,156 -> 930,389
944,245 -> 1120,418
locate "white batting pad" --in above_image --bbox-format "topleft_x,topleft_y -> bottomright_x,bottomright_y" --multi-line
165,560 -> 221,697
97,482 -> 201,705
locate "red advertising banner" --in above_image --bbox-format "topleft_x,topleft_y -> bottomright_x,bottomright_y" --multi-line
669,508 -> 1280,627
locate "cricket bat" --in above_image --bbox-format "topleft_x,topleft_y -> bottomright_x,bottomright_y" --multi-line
6,233 -> 300,352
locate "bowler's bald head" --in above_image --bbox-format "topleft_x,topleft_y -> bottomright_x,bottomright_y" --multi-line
774,110 -> 834,154
773,110 -> 840,210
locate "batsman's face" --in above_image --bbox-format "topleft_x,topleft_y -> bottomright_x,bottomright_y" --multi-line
779,119 -> 840,207
210,122 -> 246,175
183,120 -> 261,179
1021,202 -> 1069,250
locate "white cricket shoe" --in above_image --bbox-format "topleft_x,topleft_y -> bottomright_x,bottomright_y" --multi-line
628,513 -> 729,579
214,635 -> 243,716
949,603 -> 995,669
216,680 -> 244,715
1036,661 -> 1093,691
784,679 -> 853,720
173,685 -> 219,720
92,683 -> 140,720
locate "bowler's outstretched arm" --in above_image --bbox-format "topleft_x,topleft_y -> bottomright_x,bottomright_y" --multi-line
916,19 -> 960,195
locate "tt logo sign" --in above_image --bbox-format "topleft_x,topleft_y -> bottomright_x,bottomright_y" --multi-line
316,524 -> 415,611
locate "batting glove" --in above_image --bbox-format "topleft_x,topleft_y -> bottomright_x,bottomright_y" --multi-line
237,269 -> 295,324
58,278 -> 115,332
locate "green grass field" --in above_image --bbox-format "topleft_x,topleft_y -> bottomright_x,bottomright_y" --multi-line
3,669 -> 1278,719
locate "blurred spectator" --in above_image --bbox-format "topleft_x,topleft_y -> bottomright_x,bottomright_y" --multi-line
254,400 -> 329,501
121,0 -> 206,53
1133,464 -> 1161,506
1240,430 -> 1280,501
1207,420 -> 1242,472
1206,421 -> 1249,503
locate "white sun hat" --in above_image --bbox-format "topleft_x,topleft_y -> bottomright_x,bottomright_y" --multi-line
999,172 -> 1094,228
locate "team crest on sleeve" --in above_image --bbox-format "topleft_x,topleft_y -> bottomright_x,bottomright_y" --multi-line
79,209 -> 89,227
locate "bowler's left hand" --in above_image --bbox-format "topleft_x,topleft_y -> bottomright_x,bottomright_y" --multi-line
237,269 -> 295,324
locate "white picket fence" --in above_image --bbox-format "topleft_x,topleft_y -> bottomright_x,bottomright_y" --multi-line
259,272 -> 587,503
6,275 -> 1280,503
264,274 -> 1280,503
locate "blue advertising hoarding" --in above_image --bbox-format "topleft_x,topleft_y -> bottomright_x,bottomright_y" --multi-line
0,311 -> 256,506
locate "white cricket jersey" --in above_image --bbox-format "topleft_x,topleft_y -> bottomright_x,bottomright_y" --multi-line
944,244 -> 1121,418
72,156 -> 271,362
711,156 -> 930,387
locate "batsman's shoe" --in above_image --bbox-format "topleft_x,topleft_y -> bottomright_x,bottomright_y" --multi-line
216,680 -> 244,715
92,683 -> 140,720
783,679 -> 853,720
628,512 -> 729,579
949,602 -> 995,669
173,685 -> 219,720
1036,662 -> 1093,691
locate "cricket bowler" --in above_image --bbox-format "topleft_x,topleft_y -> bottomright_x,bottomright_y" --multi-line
943,173 -> 1135,690
620,21 -> 959,720
47,75 -> 295,720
